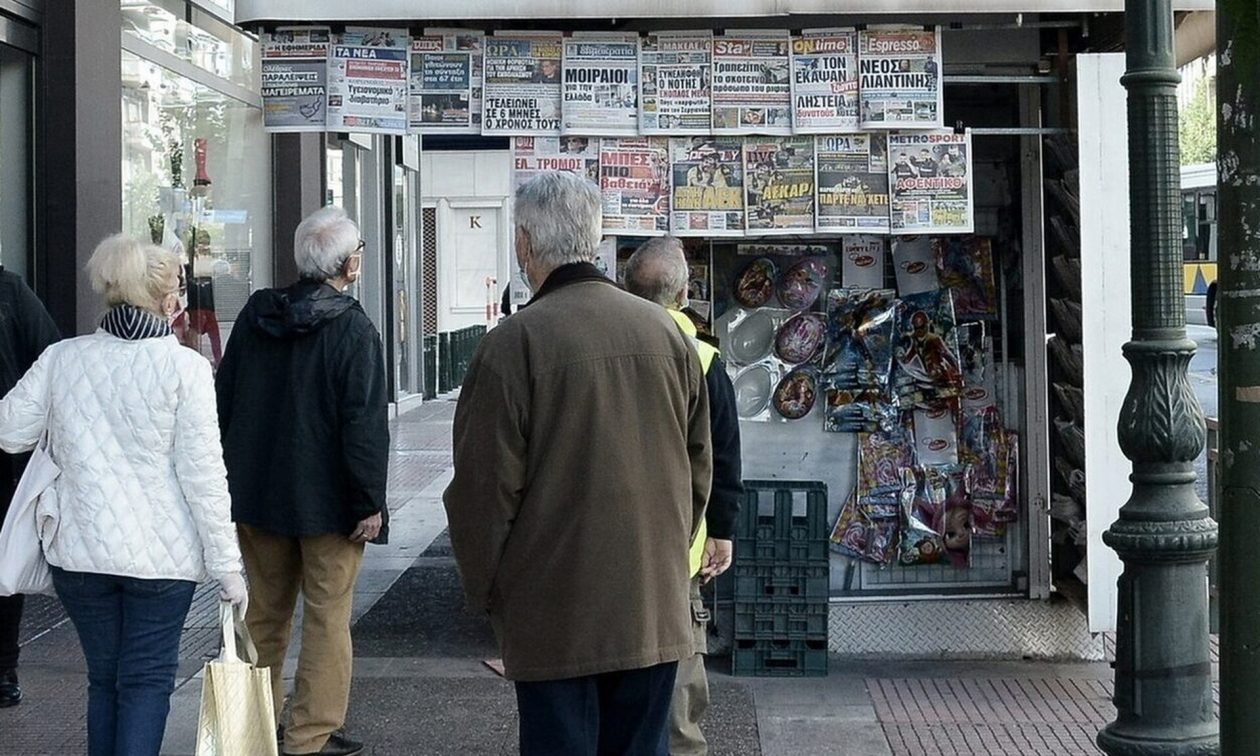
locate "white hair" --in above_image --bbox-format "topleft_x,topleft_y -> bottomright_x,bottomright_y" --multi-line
625,236 -> 688,307
295,206 -> 359,281
86,233 -> 183,313
514,172 -> 602,268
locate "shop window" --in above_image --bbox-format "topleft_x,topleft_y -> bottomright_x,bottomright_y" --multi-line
121,0 -> 257,90
121,47 -> 271,367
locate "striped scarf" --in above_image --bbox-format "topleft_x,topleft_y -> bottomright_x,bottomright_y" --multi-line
100,304 -> 173,341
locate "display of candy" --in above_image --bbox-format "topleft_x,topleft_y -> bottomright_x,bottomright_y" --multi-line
733,257 -> 778,308
934,237 -> 998,320
733,363 -> 775,419
913,404 -> 959,466
777,257 -> 829,311
772,368 -> 818,420
726,309 -> 776,365
842,236 -> 886,289
855,425 -> 915,516
831,490 -> 899,566
894,289 -> 963,405
774,312 -> 827,364
892,236 -> 941,295
825,389 -> 897,434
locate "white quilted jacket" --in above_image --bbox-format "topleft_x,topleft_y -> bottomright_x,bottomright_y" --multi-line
0,331 -> 242,582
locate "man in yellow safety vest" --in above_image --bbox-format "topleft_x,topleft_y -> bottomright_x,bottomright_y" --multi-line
626,237 -> 743,756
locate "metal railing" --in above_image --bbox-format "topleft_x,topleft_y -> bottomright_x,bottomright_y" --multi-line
422,325 -> 486,399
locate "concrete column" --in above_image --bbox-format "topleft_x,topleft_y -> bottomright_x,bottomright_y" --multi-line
271,132 -> 326,286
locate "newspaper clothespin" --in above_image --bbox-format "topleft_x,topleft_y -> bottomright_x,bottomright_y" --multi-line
954,120 -> 967,135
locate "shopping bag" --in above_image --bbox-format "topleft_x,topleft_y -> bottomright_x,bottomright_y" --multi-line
195,601 -> 279,756
0,431 -> 59,596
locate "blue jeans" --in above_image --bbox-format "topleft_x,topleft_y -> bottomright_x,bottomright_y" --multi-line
515,661 -> 678,756
51,567 -> 195,756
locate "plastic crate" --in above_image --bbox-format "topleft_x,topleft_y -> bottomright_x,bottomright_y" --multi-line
733,601 -> 828,640
732,638 -> 828,677
733,563 -> 830,603
736,481 -> 829,565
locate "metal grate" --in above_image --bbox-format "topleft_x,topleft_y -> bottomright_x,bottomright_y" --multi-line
422,207 -> 438,336
855,527 -> 1017,591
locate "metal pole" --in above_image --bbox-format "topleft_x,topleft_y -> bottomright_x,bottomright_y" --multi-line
1097,1 -> 1219,754
1217,2 -> 1260,752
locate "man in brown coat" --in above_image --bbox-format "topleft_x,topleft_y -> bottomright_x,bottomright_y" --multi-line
444,171 -> 712,756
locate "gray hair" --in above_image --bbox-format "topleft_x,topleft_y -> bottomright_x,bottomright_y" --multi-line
514,172 -> 602,268
625,236 -> 688,307
295,206 -> 359,281
86,233 -> 183,313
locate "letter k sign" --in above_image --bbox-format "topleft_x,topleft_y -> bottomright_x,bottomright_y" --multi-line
469,215 -> 482,229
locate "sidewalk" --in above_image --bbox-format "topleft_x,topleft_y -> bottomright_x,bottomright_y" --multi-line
1,399 -> 1162,755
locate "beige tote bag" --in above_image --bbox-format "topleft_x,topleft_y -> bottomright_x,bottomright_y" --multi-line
195,601 -> 278,756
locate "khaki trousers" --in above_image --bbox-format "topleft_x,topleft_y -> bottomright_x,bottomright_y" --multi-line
238,524 -> 365,754
668,576 -> 710,756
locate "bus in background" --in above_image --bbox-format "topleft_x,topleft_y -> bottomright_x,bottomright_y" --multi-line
1182,162 -> 1217,326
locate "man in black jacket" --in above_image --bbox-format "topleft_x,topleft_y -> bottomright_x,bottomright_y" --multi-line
0,269 -> 59,708
626,237 -> 742,756
216,207 -> 388,756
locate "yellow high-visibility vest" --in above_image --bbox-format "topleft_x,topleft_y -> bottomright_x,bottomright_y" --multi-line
668,309 -> 718,578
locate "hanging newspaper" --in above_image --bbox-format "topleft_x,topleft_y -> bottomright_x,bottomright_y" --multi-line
790,29 -> 859,133
483,33 -> 564,135
327,28 -> 409,135
261,27 -> 331,132
711,31 -> 793,135
561,34 -> 640,136
600,138 -> 671,236
639,32 -> 712,134
744,136 -> 816,235
409,30 -> 483,133
888,131 -> 974,234
816,133 -> 891,233
858,27 -> 943,129
670,137 -> 745,236
511,136 -> 600,190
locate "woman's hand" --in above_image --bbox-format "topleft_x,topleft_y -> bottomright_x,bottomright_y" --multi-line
218,572 -> 249,611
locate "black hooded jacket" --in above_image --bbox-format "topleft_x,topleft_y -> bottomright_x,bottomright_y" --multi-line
215,280 -> 389,542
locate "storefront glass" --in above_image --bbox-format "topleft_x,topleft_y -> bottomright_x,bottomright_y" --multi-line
121,20 -> 271,368
121,0 -> 257,90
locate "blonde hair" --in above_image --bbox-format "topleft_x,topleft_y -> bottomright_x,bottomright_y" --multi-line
86,234 -> 183,313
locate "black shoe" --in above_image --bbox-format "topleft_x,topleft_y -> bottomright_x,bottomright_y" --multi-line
0,668 -> 20,708
282,729 -> 363,756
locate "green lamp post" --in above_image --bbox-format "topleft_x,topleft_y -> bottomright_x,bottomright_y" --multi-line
1096,1 -> 1219,754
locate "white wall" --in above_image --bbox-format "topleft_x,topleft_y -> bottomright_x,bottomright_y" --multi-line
1078,53 -> 1131,634
420,150 -> 512,332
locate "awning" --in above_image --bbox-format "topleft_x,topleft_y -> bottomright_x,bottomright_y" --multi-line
236,0 -> 1213,24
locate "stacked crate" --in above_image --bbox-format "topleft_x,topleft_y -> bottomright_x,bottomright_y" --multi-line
730,480 -> 829,677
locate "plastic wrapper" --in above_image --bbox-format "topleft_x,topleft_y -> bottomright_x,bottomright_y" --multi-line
1054,417 -> 1085,469
1051,255 -> 1082,301
891,236 -> 940,295
841,236 -> 886,289
822,288 -> 897,391
913,404 -> 959,467
958,323 -> 996,410
973,430 -> 1019,534
855,425 -> 915,518
733,257 -> 778,308
960,405 -> 1003,487
732,362 -> 778,420
1053,383 -> 1085,426
1050,298 -> 1083,344
727,309 -> 777,365
824,389 -> 897,434
777,257 -> 829,311
1048,335 -> 1084,388
898,467 -> 972,567
894,289 -> 963,405
934,237 -> 998,320
831,490 -> 899,566
772,367 -> 818,420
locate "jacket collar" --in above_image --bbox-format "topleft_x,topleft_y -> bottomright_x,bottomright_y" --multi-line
528,262 -> 613,305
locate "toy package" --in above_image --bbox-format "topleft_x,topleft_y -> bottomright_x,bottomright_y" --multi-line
934,236 -> 998,320
831,490 -> 899,566
893,288 -> 963,405
855,425 -> 915,518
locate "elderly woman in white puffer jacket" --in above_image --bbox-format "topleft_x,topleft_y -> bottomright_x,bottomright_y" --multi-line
0,234 -> 246,756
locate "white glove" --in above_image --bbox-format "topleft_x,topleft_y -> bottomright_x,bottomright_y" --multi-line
218,572 -> 249,610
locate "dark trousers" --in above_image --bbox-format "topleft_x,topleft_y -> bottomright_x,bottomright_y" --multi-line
0,593 -> 22,669
515,661 -> 678,756
52,567 -> 195,756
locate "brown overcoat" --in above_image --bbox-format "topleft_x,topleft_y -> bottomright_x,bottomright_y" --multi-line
443,263 -> 712,682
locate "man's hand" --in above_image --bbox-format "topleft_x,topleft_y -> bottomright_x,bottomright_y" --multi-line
350,512 -> 383,543
699,538 -> 733,583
